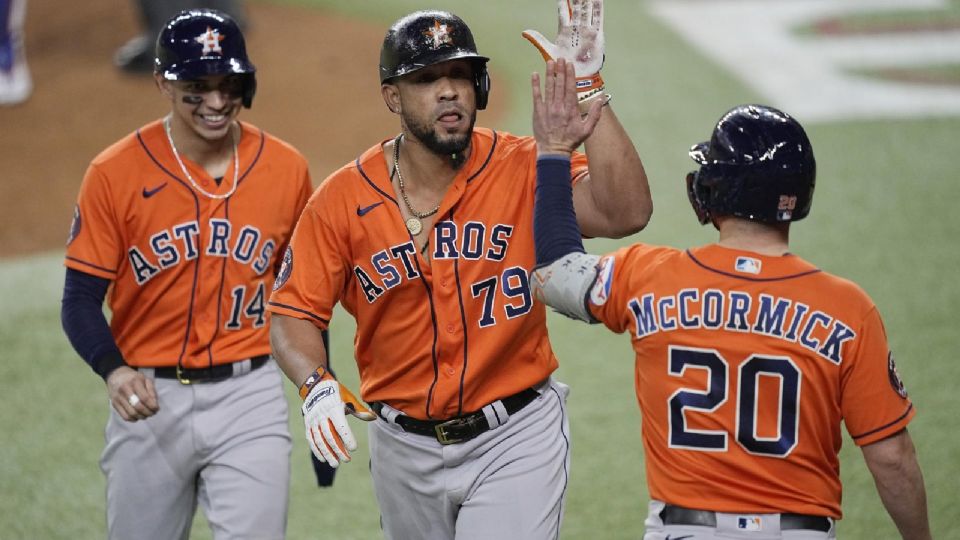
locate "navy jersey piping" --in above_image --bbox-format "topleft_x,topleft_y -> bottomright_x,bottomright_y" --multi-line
451,210 -> 470,417
850,404 -> 914,441
201,129 -> 264,367
410,244 -> 441,419
466,130 -> 497,184
266,301 -> 329,325
356,157 -> 399,205
138,130 -> 201,366
357,151 -> 442,419
65,256 -> 118,275
686,249 -> 822,282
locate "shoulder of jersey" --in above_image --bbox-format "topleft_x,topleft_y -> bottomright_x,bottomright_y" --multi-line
89,119 -> 164,168
809,264 -> 877,311
622,243 -> 683,273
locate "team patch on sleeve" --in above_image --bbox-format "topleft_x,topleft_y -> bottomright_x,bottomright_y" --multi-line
589,256 -> 615,306
887,351 -> 908,398
273,246 -> 293,291
66,205 -> 82,246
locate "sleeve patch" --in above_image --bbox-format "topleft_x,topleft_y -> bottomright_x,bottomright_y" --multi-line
887,351 -> 908,399
589,255 -> 615,306
67,205 -> 82,246
273,246 -> 293,291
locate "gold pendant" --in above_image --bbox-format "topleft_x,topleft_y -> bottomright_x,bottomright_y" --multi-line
405,217 -> 422,236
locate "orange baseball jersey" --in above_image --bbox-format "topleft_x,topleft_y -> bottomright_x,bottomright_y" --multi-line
268,128 -> 587,420
587,243 -> 914,518
64,119 -> 312,368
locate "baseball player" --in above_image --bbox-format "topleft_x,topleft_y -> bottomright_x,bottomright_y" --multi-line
530,100 -> 931,539
60,10 -> 311,539
267,3 -> 651,538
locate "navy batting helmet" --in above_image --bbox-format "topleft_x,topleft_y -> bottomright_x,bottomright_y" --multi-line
686,104 -> 816,225
155,9 -> 257,108
379,10 -> 491,110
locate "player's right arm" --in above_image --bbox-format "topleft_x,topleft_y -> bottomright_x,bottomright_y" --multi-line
268,196 -> 373,468
61,268 -> 159,422
61,163 -> 159,422
271,312 -> 373,468
270,314 -> 330,397
861,429 -> 931,540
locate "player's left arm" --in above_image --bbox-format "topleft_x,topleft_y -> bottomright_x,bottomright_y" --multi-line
528,57 -> 603,323
860,429 -> 932,540
523,0 -> 652,239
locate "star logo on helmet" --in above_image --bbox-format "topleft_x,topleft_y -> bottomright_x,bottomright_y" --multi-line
195,27 -> 225,55
423,20 -> 454,49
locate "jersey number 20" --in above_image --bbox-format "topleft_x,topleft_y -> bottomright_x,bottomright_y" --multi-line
667,345 -> 800,457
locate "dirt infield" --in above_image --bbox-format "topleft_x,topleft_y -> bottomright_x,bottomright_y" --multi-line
0,1 -> 503,259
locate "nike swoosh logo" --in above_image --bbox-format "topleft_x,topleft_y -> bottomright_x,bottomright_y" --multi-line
665,536 -> 693,540
357,202 -> 383,216
142,183 -> 168,198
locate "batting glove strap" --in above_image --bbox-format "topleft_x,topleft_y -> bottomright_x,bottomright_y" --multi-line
299,365 -> 334,400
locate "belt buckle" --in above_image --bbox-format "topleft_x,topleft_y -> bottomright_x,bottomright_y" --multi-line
434,417 -> 468,445
175,365 -> 192,385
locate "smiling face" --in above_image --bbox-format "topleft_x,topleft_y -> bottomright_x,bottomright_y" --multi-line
385,59 -> 478,156
158,73 -> 245,144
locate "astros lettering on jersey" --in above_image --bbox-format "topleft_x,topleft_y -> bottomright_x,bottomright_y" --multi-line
65,120 -> 312,367
269,128 -> 587,420
586,243 -> 915,518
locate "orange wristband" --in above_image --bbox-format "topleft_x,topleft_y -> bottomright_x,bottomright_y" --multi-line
299,366 -> 333,400
575,73 -> 604,94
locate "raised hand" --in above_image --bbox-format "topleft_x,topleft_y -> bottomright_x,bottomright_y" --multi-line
522,0 -> 605,80
531,58 -> 603,156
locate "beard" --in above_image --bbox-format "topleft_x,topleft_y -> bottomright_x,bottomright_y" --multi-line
404,109 -> 477,169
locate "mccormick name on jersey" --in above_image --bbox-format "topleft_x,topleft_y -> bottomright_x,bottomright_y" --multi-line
621,288 -> 857,365
128,218 -> 277,285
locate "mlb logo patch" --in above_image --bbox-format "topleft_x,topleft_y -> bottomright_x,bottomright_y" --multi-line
589,256 -> 615,306
735,256 -> 762,275
737,516 -> 762,531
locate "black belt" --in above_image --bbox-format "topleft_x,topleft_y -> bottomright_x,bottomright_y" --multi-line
372,387 -> 540,445
150,355 -> 269,384
660,504 -> 831,532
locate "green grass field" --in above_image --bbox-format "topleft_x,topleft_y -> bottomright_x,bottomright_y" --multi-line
2,0 -> 958,537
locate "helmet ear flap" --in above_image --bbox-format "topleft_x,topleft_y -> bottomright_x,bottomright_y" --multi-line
242,74 -> 256,108
475,64 -> 491,110
686,170 -> 712,225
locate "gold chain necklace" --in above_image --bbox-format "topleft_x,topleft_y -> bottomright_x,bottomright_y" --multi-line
394,134 -> 439,235
164,116 -> 239,200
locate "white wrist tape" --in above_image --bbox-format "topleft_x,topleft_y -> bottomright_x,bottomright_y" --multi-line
530,252 -> 602,323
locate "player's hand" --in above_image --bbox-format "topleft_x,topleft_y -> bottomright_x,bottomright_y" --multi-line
302,379 -> 367,467
522,0 -> 605,84
532,59 -> 603,156
106,366 -> 159,422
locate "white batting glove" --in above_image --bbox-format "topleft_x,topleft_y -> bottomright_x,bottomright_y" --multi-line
522,0 -> 606,97
301,379 -> 357,468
